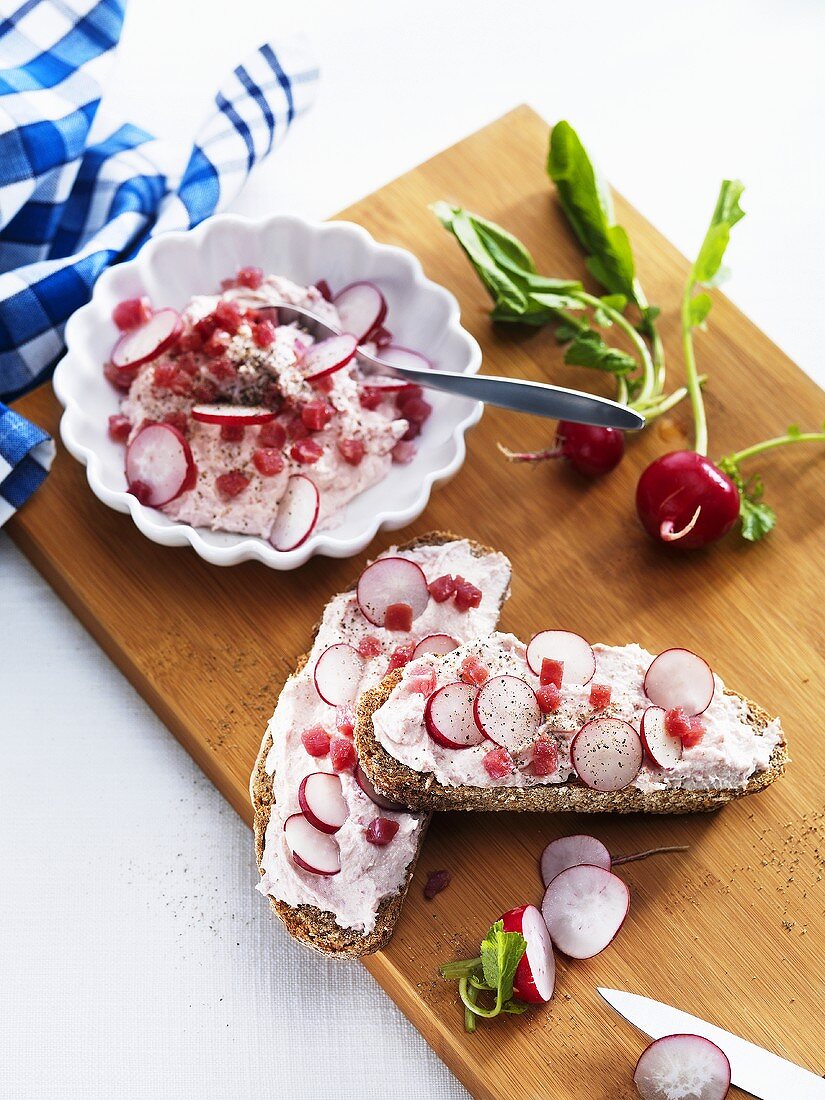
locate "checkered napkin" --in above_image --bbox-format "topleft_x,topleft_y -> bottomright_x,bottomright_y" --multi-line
0,0 -> 318,527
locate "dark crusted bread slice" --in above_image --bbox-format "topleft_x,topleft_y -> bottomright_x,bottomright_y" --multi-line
250,532 -> 511,958
355,669 -> 789,815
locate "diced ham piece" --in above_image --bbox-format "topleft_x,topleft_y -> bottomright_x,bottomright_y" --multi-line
301,726 -> 331,757
460,655 -> 489,687
530,738 -> 559,777
540,658 -> 564,688
112,297 -> 153,331
108,414 -> 131,443
665,707 -> 692,740
384,602 -> 413,632
537,683 -> 561,713
424,869 -> 451,899
483,746 -> 514,779
330,737 -> 357,772
386,642 -> 415,673
589,683 -> 611,709
428,574 -> 457,602
357,635 -> 383,659
454,577 -> 482,611
681,715 -> 707,748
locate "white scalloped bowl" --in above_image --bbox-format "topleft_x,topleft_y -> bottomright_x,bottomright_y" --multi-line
54,214 -> 482,568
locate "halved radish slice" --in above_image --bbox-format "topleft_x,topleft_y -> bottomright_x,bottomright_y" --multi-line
355,764 -> 408,813
473,675 -> 541,753
413,633 -> 459,659
111,308 -> 182,369
634,1034 -> 731,1100
284,812 -> 341,876
425,682 -> 486,749
541,864 -> 629,959
571,717 -> 643,792
525,630 -> 596,685
540,834 -> 611,887
333,281 -> 387,342
374,345 -> 434,370
644,648 -> 715,715
298,772 -> 348,834
313,643 -> 363,707
362,378 -> 410,395
501,904 -> 556,1004
300,334 -> 358,380
191,404 -> 275,426
356,557 -> 430,627
270,475 -> 319,551
125,422 -> 196,507
640,705 -> 683,769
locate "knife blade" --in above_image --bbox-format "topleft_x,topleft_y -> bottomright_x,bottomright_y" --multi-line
597,988 -> 825,1100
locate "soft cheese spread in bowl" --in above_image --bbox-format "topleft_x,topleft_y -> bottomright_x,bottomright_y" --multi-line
372,633 -> 783,793
106,270 -> 436,546
256,540 -> 511,934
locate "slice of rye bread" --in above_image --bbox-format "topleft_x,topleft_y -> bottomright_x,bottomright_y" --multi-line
355,670 -> 789,815
250,532 -> 512,958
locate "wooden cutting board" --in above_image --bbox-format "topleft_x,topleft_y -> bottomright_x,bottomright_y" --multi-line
8,106 -> 824,1100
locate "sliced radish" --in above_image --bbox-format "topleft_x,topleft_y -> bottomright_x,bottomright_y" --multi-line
640,705 -> 683,769
333,281 -> 387,342
111,308 -> 182,369
541,864 -> 629,959
125,422 -> 196,507
269,475 -> 319,551
571,717 -> 643,792
644,649 -> 715,716
313,643 -> 363,707
283,812 -> 341,876
425,682 -> 486,749
634,1034 -> 731,1100
540,834 -> 612,887
356,557 -> 430,627
413,633 -> 459,659
362,378 -> 410,395
298,772 -> 348,834
525,630 -> 596,685
355,764 -> 408,813
375,345 -> 434,371
191,404 -> 275,426
300,334 -> 358,380
501,904 -> 556,1004
473,675 -> 541,753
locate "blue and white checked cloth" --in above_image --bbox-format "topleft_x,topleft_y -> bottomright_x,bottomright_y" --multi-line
0,0 -> 318,527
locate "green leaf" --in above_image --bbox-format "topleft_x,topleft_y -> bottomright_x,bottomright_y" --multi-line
739,496 -> 776,541
548,121 -> 638,303
501,1000 -> 529,1015
564,328 -> 637,375
554,322 -> 582,344
688,292 -> 713,328
691,180 -> 745,286
479,921 -> 526,1005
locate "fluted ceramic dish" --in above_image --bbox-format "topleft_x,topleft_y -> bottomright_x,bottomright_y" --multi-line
54,214 -> 482,569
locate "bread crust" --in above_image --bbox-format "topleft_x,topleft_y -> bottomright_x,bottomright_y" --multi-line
250,532 -> 508,958
354,669 -> 789,815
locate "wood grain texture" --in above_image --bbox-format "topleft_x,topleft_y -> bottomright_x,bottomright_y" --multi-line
8,107 -> 824,1100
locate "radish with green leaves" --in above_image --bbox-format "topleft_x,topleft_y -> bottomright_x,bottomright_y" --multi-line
636,180 -> 825,548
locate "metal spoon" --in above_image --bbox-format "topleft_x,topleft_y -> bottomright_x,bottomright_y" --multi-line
275,303 -> 644,431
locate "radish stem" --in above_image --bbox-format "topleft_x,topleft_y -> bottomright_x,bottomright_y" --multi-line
575,290 -> 656,404
722,429 -> 825,466
635,376 -> 708,420
612,844 -> 689,866
498,442 -> 562,463
681,281 -> 708,456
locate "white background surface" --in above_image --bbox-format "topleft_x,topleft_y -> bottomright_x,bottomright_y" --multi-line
2,2 -> 824,1098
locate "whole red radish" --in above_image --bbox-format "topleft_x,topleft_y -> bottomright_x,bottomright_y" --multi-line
500,904 -> 555,1004
500,420 -> 624,479
636,451 -> 740,549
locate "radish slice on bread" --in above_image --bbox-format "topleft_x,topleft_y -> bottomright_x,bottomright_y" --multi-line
644,648 -> 714,715
356,556 -> 430,627
571,717 -> 643,792
634,1034 -> 731,1100
540,834 -> 612,887
313,643 -> 363,707
284,813 -> 341,876
111,308 -> 182,369
541,864 -> 629,959
269,475 -> 319,551
355,764 -> 408,813
333,282 -> 387,342
125,422 -> 196,507
413,633 -> 459,659
473,675 -> 541,753
501,904 -> 556,1004
425,682 -> 486,749
525,630 -> 596,685
298,773 -> 348,834
640,705 -> 683,768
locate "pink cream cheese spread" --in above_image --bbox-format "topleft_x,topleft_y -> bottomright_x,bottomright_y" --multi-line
256,540 -> 511,933
107,270 -> 429,544
373,633 -> 783,793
